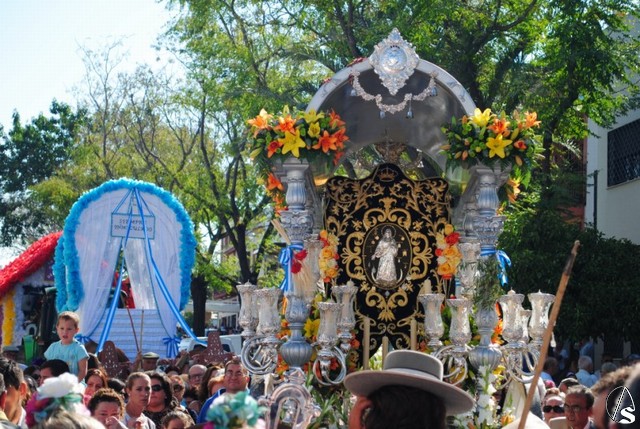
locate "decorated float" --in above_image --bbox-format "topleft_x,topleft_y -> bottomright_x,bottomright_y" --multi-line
0,232 -> 62,359
236,29 -> 567,428
53,179 -> 200,359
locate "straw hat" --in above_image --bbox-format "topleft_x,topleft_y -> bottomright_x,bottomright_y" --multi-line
343,350 -> 475,415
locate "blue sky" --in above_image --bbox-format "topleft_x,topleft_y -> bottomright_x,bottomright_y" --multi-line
0,0 -> 175,128
1,0 -> 175,265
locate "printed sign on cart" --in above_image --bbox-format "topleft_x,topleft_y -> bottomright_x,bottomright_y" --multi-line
111,213 -> 156,239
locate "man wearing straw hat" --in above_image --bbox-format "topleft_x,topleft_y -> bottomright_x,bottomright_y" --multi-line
344,350 -> 475,429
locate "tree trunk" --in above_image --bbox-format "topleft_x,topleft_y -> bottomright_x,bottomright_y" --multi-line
190,274 -> 208,336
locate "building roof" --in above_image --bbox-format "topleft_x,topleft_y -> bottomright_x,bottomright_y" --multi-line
0,231 -> 62,299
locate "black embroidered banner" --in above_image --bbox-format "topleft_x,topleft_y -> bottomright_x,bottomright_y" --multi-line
324,164 -> 451,365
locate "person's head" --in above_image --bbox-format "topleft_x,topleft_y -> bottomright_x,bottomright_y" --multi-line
564,385 -> 594,429
591,364 -> 635,429
164,365 -> 182,377
208,374 -> 225,396
197,364 -> 223,401
24,365 -> 41,383
106,377 -> 126,397
34,409 -> 104,429
84,368 -> 108,398
148,371 -> 174,410
544,357 -> 559,375
610,364 -> 640,429
578,355 -> 594,373
223,357 -> 249,394
169,374 -> 186,402
543,394 -> 565,423
0,356 -> 27,423
625,354 -> 640,367
56,311 -> 81,345
125,372 -> 151,409
600,362 -> 618,378
141,352 -> 160,371
559,377 -> 581,394
188,364 -> 207,387
88,388 -> 125,426
344,350 -> 474,429
160,411 -> 192,429
23,375 -> 38,402
183,386 -> 198,405
40,359 -> 70,386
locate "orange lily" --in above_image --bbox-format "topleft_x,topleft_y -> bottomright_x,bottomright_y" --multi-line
266,173 -> 284,191
247,108 -> 272,137
313,130 -> 338,153
488,117 -> 511,136
523,111 -> 541,129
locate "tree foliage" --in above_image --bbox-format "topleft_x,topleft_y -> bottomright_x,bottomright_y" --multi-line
2,0 -> 640,339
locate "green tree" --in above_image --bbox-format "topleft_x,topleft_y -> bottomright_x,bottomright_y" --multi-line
0,101 -> 86,245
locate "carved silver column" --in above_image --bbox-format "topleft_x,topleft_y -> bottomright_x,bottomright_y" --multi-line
468,306 -> 502,372
279,295 -> 313,369
279,158 -> 314,244
471,165 -> 506,256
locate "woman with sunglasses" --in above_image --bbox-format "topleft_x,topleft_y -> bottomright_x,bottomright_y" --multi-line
543,393 -> 566,424
169,375 -> 198,423
144,372 -> 193,428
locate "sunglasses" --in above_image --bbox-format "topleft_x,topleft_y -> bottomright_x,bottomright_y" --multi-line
543,405 -> 564,413
151,385 -> 164,392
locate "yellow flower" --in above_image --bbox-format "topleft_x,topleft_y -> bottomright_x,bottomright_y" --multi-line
486,134 -> 512,158
444,224 -> 454,235
303,109 -> 324,124
470,108 -> 492,127
304,318 -> 320,339
308,121 -> 321,138
279,128 -> 306,158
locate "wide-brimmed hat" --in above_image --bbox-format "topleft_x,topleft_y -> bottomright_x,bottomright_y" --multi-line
344,350 -> 475,415
142,352 -> 160,359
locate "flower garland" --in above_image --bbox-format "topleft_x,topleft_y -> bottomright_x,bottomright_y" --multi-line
246,107 -> 349,210
318,230 -> 340,283
441,108 -> 543,200
204,391 -> 266,429
435,224 -> 461,296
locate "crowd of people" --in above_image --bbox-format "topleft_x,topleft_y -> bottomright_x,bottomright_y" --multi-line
5,310 -> 640,429
1,311 -> 256,428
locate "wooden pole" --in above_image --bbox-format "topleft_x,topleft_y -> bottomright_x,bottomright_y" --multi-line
517,240 -> 580,429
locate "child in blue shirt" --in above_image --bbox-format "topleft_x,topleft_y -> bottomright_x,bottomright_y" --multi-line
44,311 -> 89,382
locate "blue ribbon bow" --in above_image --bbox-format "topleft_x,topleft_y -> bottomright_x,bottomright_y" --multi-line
163,336 -> 181,358
278,244 -> 303,293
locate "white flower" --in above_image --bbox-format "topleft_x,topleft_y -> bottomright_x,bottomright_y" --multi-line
38,372 -> 85,399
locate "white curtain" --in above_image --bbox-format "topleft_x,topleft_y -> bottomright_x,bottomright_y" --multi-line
75,190 -> 127,340
74,188 -> 183,342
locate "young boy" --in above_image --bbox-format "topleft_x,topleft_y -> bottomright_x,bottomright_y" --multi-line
44,311 -> 89,382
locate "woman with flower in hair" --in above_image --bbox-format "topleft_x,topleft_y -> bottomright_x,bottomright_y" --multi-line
25,372 -> 100,429
123,372 -> 156,429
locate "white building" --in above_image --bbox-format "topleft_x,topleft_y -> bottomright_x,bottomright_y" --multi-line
586,110 -> 640,245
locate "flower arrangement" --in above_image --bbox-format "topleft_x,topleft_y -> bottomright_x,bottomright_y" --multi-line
205,391 -> 266,429
318,230 -> 340,283
26,372 -> 88,427
452,365 -> 514,429
435,224 -> 461,296
247,107 -> 349,210
441,108 -> 543,198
